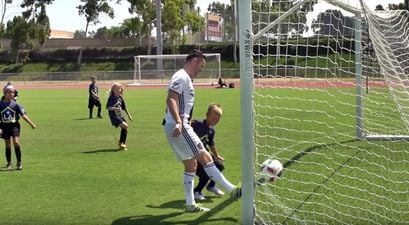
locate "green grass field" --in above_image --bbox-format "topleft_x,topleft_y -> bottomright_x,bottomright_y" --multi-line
1,86 -> 408,225
0,88 -> 243,225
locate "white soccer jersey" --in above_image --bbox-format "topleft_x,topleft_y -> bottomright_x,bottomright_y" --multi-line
165,69 -> 194,124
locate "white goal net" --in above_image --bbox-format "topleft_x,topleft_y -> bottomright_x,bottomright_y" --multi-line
240,0 -> 409,224
129,53 -> 221,86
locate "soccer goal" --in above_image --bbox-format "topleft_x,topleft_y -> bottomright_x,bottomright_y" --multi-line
129,53 -> 221,86
239,0 -> 409,224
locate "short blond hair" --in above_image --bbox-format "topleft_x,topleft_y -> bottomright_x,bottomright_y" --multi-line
206,103 -> 222,116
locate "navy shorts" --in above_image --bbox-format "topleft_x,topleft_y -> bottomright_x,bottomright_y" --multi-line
110,116 -> 126,127
0,122 -> 21,139
88,99 -> 101,108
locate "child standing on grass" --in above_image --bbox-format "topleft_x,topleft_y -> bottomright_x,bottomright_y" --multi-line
88,76 -> 102,119
0,85 -> 36,170
106,83 -> 133,151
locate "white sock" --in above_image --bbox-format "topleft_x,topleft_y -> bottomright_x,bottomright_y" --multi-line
203,162 -> 235,192
183,172 -> 196,206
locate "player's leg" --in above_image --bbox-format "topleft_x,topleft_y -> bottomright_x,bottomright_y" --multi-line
182,159 -> 197,206
197,152 -> 234,191
206,159 -> 225,196
4,138 -> 12,169
118,122 -> 128,150
88,101 -> 94,119
164,123 -> 210,212
12,136 -> 22,170
196,152 -> 241,200
182,124 -> 241,200
193,163 -> 209,200
96,101 -> 102,118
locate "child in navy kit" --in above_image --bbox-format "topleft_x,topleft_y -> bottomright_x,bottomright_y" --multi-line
88,76 -> 102,119
192,104 -> 226,200
0,85 -> 36,170
106,83 -> 133,150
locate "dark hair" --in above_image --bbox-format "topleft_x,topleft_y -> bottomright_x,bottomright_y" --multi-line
186,49 -> 206,62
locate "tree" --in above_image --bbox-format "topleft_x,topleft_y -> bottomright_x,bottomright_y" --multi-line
312,9 -> 354,37
20,0 -> 53,46
388,3 -> 406,10
0,0 -> 13,37
4,0 -> 53,63
161,0 -> 204,52
208,1 -> 234,41
5,16 -> 36,63
252,0 -> 314,37
208,1 -> 237,63
375,4 -> 384,11
77,0 -> 120,38
127,0 -> 155,55
77,0 -> 120,67
74,30 -> 86,38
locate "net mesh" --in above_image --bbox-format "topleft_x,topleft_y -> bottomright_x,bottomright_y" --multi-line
251,0 -> 409,224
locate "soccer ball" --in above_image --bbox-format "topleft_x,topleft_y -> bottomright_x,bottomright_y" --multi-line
258,159 -> 283,184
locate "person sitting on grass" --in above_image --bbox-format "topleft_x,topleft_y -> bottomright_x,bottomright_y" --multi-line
217,77 -> 227,88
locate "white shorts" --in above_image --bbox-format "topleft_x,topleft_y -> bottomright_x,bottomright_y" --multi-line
164,122 -> 206,161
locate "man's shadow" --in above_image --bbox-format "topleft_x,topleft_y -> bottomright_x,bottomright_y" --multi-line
112,199 -> 239,225
82,148 -> 120,154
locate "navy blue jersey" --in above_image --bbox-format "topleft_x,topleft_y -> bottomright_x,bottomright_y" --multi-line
106,95 -> 126,125
89,83 -> 98,100
191,119 -> 215,149
0,100 -> 26,123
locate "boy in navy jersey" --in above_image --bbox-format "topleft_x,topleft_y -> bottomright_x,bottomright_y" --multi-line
0,85 -> 36,170
106,83 -> 133,150
192,104 -> 225,200
88,76 -> 102,119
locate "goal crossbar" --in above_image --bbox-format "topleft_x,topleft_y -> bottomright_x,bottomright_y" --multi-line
131,53 -> 221,86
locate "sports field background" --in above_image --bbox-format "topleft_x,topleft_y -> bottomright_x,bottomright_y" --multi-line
0,87 -> 243,225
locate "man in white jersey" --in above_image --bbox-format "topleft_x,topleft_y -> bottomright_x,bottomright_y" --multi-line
163,50 -> 241,213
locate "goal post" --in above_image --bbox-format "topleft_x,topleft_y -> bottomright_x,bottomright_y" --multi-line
240,0 -> 409,224
129,53 -> 222,86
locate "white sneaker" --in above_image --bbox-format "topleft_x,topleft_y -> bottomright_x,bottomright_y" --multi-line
194,191 -> 206,200
185,203 -> 210,213
206,186 -> 225,196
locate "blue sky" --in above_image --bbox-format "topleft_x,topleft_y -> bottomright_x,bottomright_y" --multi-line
2,0 -> 404,33
4,0 -> 229,32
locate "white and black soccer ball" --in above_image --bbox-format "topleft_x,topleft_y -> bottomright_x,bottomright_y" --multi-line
258,159 -> 283,184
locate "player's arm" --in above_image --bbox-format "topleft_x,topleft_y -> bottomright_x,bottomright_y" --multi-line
124,109 -> 133,121
106,96 -> 119,111
209,145 -> 224,161
92,92 -> 99,100
121,99 -> 133,121
21,115 -> 36,129
166,90 -> 182,137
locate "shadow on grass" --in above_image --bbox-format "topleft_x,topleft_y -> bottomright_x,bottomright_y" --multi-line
82,148 -> 120,154
73,118 -> 92,121
112,198 -> 239,225
281,139 -> 359,223
111,212 -> 184,225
